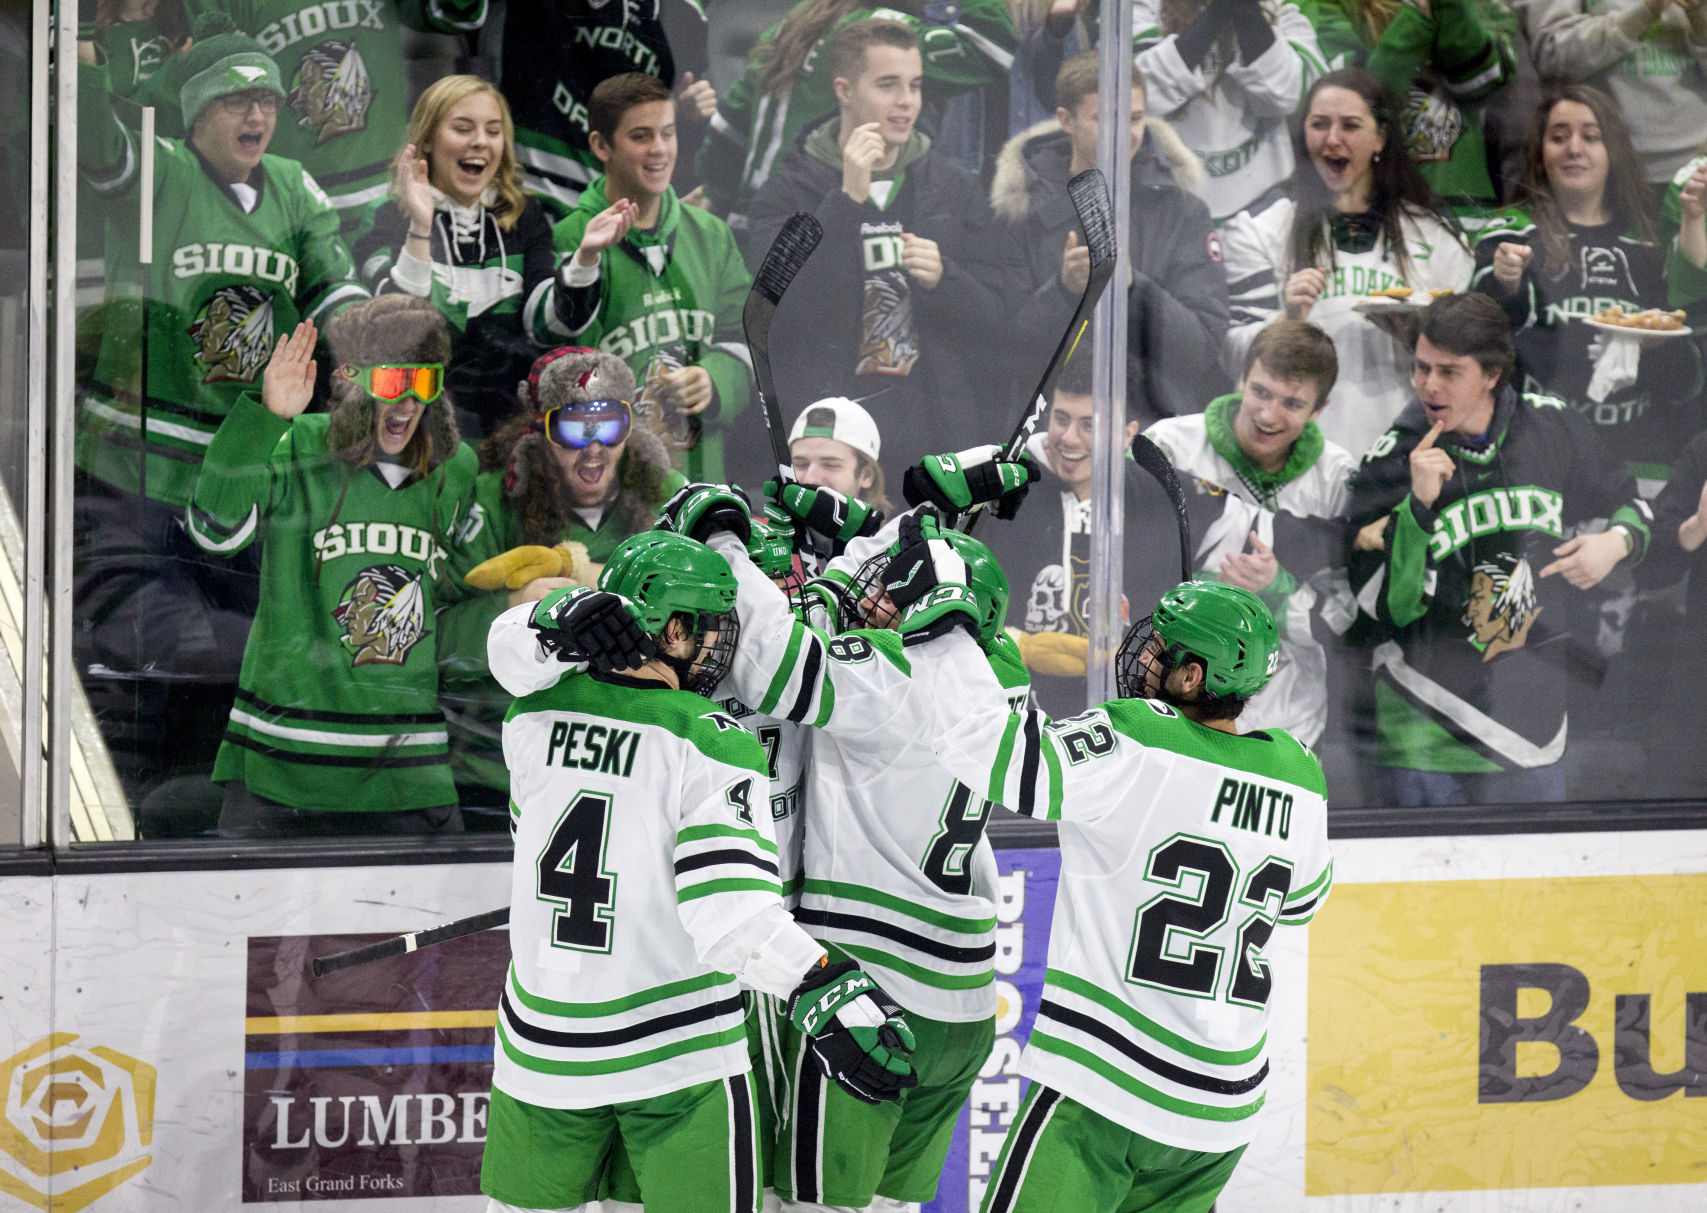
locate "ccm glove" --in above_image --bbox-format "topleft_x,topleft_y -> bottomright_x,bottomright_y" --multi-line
766,479 -> 883,560
530,586 -> 655,671
902,445 -> 1037,520
884,511 -> 982,640
656,482 -> 752,544
787,959 -> 918,1105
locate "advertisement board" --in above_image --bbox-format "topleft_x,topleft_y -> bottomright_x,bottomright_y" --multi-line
5,829 -> 1707,1211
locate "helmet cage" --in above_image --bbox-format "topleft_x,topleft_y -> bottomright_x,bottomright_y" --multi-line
1116,613 -> 1245,717
848,548 -> 902,630
667,608 -> 741,697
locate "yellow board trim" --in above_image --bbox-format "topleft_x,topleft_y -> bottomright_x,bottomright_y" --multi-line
245,1011 -> 498,1034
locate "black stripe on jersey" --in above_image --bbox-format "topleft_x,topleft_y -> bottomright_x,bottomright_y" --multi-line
187,504 -> 249,543
96,427 -> 206,464
235,687 -> 448,726
222,733 -> 450,768
1377,672 -> 1516,769
791,1037 -> 823,1203
674,848 -> 781,878
1037,999 -> 1270,1096
783,635 -> 824,723
312,156 -> 394,188
793,908 -> 996,964
90,380 -> 232,428
986,1085 -> 1063,1213
1282,893 -> 1321,920
499,989 -> 745,1049
1018,709 -> 1042,817
727,1074 -> 757,1213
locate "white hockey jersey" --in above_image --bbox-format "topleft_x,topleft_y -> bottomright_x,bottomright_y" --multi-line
1135,0 -> 1328,222
915,631 -> 1333,1153
1144,409 -> 1357,745
491,607 -> 823,1110
1220,197 -> 1473,458
709,532 -> 1030,1024
714,693 -> 810,909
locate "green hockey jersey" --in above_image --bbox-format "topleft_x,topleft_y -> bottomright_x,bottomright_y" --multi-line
535,177 -> 753,482
76,61 -> 369,507
183,0 -> 489,241
188,394 -> 478,810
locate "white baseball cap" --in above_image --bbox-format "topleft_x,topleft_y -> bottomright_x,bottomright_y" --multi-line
787,397 -> 882,464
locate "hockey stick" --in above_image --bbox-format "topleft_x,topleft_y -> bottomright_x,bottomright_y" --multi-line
964,168 -> 1117,536
309,907 -> 509,978
743,212 -> 824,485
1129,433 -> 1194,584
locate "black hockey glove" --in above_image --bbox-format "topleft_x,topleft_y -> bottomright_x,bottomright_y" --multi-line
766,479 -> 884,561
530,586 -> 655,671
787,959 -> 918,1105
884,511 -> 982,641
902,446 -> 1037,521
656,482 -> 753,545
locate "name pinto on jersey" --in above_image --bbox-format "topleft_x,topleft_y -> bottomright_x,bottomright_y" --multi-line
256,1 -> 388,55
175,243 -> 302,296
543,720 -> 642,779
1210,776 -> 1295,840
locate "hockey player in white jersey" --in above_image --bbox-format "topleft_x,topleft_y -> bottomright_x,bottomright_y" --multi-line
479,529 -> 916,1213
888,514 -> 1333,1213
650,463 -> 1032,1213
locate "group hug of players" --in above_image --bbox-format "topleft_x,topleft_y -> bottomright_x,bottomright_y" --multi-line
473,445 -> 1333,1213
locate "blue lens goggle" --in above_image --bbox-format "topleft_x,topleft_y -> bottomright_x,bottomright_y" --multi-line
544,399 -> 632,449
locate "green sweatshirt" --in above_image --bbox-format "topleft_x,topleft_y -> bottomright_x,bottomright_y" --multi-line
75,60 -> 369,507
188,394 -> 479,810
536,176 -> 754,482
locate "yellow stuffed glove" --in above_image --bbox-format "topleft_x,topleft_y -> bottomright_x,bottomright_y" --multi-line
1008,628 -> 1090,677
465,545 -> 567,591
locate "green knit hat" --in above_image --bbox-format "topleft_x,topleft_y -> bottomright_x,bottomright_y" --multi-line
178,13 -> 284,129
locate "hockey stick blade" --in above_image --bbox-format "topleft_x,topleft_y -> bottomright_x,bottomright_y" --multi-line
1130,434 -> 1194,584
965,169 -> 1117,535
744,213 -> 824,481
309,907 -> 510,978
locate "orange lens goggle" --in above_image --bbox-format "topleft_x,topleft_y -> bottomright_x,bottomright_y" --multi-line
340,363 -> 445,403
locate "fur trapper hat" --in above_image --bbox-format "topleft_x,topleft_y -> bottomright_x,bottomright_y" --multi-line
479,347 -> 673,547
324,295 -> 460,473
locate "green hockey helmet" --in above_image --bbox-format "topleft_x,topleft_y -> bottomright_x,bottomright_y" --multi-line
598,532 -> 741,695
748,511 -> 807,603
849,525 -> 1010,643
1116,581 -> 1278,703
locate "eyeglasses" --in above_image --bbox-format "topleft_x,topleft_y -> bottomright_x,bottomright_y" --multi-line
217,91 -> 281,115
544,400 -> 631,449
340,363 -> 445,403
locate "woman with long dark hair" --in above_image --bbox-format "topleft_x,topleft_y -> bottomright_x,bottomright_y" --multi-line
1220,67 -> 1472,457
1472,84 -> 1707,491
693,0 -> 1017,223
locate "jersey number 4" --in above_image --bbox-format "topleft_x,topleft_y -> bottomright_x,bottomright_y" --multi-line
1126,834 -> 1291,1009
538,791 -> 618,953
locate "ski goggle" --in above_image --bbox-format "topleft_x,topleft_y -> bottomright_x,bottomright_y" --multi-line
544,399 -> 632,449
340,363 -> 445,404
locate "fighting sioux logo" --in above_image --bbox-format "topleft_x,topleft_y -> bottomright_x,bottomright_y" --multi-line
289,40 -> 373,144
189,285 -> 275,384
1461,551 -> 1541,662
332,564 -> 428,666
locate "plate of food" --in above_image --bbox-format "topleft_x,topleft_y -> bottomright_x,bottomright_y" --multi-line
1584,307 -> 1694,339
1351,287 -> 1430,316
